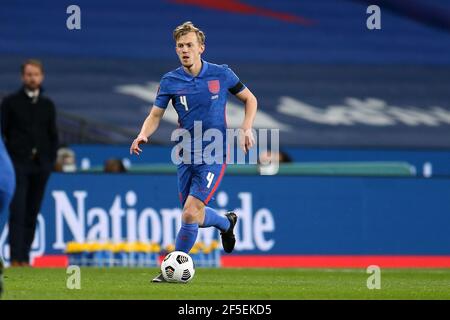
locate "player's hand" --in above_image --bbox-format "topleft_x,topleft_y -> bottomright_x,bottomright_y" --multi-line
130,134 -> 148,155
238,128 -> 255,154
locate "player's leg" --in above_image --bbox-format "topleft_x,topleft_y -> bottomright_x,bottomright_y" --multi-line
0,252 -> 3,298
174,164 -> 205,254
0,255 -> 3,298
0,188 -> 15,297
202,207 -> 237,253
0,153 -> 15,297
174,195 -> 203,253
201,206 -> 230,231
0,189 -> 14,244
0,189 -> 14,297
177,163 -> 192,207
152,196 -> 202,283
152,163 -> 192,283
190,163 -> 237,253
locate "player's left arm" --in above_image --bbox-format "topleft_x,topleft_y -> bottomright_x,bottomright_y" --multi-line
235,87 -> 258,153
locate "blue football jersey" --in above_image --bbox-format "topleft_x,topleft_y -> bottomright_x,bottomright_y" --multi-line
154,60 -> 245,162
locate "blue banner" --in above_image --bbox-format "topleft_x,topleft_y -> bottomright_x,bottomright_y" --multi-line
1,173 -> 450,262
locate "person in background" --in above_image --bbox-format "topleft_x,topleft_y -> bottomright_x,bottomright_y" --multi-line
54,147 -> 77,172
104,158 -> 127,173
258,150 -> 292,175
258,150 -> 292,165
0,59 -> 59,267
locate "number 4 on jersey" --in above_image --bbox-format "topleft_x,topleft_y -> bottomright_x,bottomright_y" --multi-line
180,96 -> 188,111
206,172 -> 215,188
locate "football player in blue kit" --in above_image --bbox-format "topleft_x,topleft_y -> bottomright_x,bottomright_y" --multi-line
0,130 -> 16,296
130,21 -> 257,282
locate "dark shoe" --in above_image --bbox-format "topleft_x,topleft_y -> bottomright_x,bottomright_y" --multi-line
220,211 -> 238,253
10,260 -> 21,267
151,273 -> 167,283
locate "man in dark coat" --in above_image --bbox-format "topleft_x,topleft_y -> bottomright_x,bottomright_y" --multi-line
0,59 -> 59,267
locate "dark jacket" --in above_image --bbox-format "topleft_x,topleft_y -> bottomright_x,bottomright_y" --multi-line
1,87 -> 59,169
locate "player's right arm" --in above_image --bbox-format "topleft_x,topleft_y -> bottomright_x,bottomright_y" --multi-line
130,76 -> 172,155
130,105 -> 165,155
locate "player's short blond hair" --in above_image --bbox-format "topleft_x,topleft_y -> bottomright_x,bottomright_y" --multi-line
173,21 -> 205,45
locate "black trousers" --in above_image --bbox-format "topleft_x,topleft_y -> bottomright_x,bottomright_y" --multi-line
8,163 -> 50,263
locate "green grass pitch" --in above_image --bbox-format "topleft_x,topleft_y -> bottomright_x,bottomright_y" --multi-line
2,267 -> 450,300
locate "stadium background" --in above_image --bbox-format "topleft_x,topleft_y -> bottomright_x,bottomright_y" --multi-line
1,0 -> 450,269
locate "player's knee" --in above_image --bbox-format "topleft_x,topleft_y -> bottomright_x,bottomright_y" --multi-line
182,206 -> 201,223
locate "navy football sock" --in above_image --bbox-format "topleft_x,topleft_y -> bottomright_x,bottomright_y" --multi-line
201,206 -> 230,232
175,222 -> 199,253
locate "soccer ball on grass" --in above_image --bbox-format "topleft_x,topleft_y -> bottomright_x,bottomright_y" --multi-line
161,251 -> 195,283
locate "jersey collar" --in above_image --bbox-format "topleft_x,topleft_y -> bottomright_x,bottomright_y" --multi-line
180,59 -> 208,80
